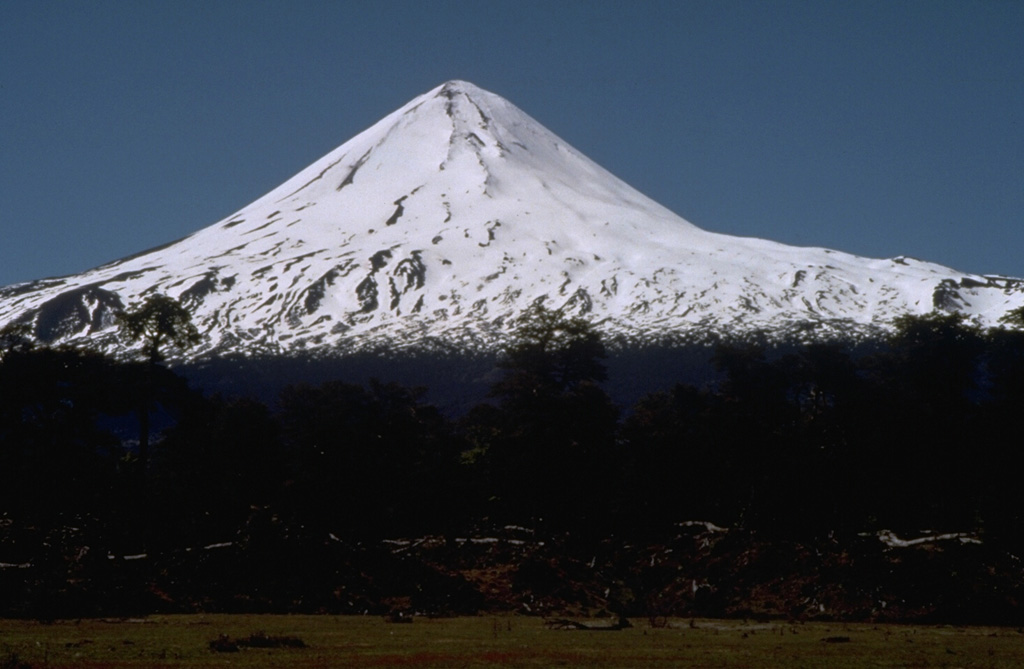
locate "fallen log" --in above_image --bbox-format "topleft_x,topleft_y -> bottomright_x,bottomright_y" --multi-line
545,617 -> 631,631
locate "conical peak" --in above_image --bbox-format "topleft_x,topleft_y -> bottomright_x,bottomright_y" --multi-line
175,79 -> 701,254
417,81 -> 529,137
424,80 -> 512,140
2,80 -> 1021,359
434,80 -> 497,131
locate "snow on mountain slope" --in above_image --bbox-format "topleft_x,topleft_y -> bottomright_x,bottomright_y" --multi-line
2,80 -> 1022,358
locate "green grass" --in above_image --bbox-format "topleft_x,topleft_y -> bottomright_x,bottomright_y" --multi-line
1,615 -> 1023,668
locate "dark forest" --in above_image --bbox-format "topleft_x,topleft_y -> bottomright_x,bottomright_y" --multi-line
2,304 -> 1024,621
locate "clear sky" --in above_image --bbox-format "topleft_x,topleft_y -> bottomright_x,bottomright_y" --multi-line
2,0 -> 1021,287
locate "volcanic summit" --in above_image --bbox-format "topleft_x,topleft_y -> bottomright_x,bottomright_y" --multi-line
2,80 -> 1022,358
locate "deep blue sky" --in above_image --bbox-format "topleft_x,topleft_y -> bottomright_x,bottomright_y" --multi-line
2,1 -> 1021,287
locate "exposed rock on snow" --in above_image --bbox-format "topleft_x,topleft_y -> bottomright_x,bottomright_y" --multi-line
2,80 -> 1022,358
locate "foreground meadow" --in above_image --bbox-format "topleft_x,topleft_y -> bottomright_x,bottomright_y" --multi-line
1,615 -> 1023,668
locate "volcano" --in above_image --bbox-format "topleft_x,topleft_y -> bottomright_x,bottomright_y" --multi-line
2,80 -> 1022,360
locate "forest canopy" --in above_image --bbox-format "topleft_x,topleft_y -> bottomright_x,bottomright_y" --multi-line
3,306 -> 1024,618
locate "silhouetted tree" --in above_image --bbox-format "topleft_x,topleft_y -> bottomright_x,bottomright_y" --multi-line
987,311 -> 1024,406
118,294 -> 200,473
768,343 -> 874,537
706,343 -> 794,530
119,294 -> 201,365
885,311 -> 984,413
874,311 -> 985,530
491,303 -> 608,399
471,304 -> 619,533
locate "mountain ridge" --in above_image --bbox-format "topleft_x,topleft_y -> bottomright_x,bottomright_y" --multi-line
3,80 -> 1023,359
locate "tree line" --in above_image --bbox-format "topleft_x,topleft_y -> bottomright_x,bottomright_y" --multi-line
2,299 -> 1024,556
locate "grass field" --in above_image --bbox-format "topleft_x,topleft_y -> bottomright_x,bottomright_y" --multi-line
1,615 -> 1023,668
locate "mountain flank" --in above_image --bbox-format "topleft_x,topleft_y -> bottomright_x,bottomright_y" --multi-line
2,80 -> 1022,359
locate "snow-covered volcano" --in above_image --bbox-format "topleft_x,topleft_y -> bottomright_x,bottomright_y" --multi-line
2,80 -> 1022,358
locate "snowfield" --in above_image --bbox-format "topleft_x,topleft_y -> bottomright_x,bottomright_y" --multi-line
2,80 -> 1022,358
